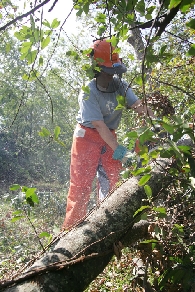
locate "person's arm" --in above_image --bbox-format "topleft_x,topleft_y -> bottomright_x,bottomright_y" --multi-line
92,120 -> 134,164
91,120 -> 119,151
129,100 -> 156,118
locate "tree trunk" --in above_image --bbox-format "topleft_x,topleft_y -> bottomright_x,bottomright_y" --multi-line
1,156 -> 172,292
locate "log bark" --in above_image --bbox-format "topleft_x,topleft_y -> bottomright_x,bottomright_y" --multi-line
0,157 -> 175,292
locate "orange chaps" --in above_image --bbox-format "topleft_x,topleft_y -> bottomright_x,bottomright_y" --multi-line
62,124 -> 122,229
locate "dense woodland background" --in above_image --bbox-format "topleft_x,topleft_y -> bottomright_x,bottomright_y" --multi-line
0,0 -> 195,291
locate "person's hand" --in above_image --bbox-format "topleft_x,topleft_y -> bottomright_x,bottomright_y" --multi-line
112,145 -> 135,166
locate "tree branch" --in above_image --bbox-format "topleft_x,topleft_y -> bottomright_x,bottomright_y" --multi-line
0,0 -> 52,31
129,4 -> 181,37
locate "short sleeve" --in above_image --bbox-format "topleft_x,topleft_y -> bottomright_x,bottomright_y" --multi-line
119,80 -> 138,107
78,86 -> 104,123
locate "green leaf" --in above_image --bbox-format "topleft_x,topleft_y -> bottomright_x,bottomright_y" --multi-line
33,29 -> 40,42
139,129 -> 155,145
132,166 -> 151,176
11,216 -> 24,222
22,70 -> 40,81
55,139 -> 66,147
140,239 -> 159,244
153,206 -> 167,218
20,42 -> 32,54
31,193 -> 39,204
39,56 -> 43,66
153,207 -> 166,214
82,85 -> 90,94
25,188 -> 37,198
26,196 -> 35,207
169,0 -> 182,9
145,54 -> 159,65
126,131 -> 138,139
135,0 -> 145,14
10,184 -> 20,191
39,127 -> 50,137
42,20 -> 51,28
121,169 -> 131,179
66,50 -> 81,61
145,6 -> 155,20
160,45 -> 167,55
41,36 -> 50,49
54,126 -> 61,139
22,186 -> 28,192
126,13 -> 135,23
95,13 -> 106,23
149,149 -> 160,158
24,187 -> 39,205
141,212 -> 148,220
22,73 -> 30,81
161,122 -> 175,134
26,50 -> 37,64
134,76 -> 143,86
186,18 -> 195,30
187,44 -> 195,56
110,36 -> 118,47
160,148 -> 174,158
51,18 -> 60,28
167,140 -> 184,163
172,129 -> 184,142
126,0 -> 134,11
172,224 -> 184,234
20,51 -> 28,61
138,174 -> 151,186
97,26 -> 107,36
30,15 -> 35,30
133,205 -> 151,217
14,31 -> 25,41
179,0 -> 194,12
66,51 -> 77,56
144,184 -> 152,199
83,2 -> 89,14
6,43 -> 11,52
139,152 -> 150,165
12,210 -> 23,216
177,145 -> 191,154
14,26 -> 32,41
39,231 -> 51,238
76,8 -> 83,17
116,95 -> 126,109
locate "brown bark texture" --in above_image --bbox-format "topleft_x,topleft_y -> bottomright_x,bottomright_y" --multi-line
1,157 -> 173,292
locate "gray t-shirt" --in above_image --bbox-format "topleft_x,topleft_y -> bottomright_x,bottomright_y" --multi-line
76,77 -> 138,129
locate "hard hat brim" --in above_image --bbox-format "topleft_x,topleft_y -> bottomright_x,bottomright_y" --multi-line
100,63 -> 127,75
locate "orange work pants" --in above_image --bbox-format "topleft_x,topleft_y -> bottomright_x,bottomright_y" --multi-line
62,124 -> 122,229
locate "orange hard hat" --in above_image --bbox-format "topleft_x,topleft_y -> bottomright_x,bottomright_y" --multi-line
90,39 -> 127,75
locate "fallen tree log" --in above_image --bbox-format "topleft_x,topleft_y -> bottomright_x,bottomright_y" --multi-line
0,157 -> 178,292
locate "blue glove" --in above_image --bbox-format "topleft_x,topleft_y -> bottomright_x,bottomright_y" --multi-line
113,145 -> 135,166
112,145 -> 127,161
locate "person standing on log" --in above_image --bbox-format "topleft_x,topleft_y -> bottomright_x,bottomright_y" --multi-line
62,38 -> 155,230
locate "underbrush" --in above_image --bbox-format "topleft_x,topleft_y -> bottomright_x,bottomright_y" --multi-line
86,248 -> 145,292
0,187 -> 66,281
